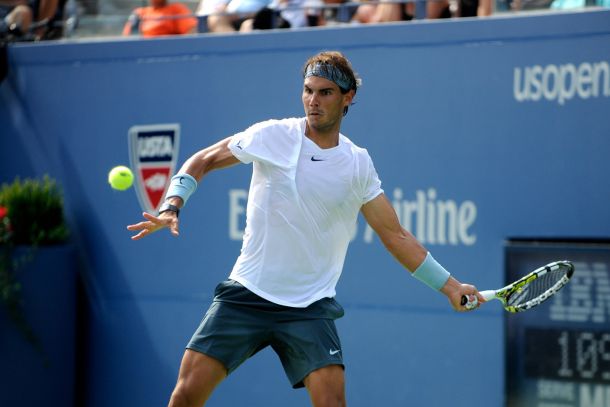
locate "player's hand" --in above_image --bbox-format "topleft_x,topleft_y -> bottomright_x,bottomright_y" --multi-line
440,277 -> 485,312
127,211 -> 180,240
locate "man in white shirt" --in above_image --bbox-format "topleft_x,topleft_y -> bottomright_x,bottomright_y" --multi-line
128,51 -> 484,407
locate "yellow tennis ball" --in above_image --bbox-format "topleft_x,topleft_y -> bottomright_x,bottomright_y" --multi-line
108,165 -> 134,191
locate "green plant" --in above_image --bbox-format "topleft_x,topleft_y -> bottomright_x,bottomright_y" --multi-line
0,175 -> 69,355
0,175 -> 69,246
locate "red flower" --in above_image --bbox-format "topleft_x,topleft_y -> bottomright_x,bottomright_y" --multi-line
0,206 -> 7,219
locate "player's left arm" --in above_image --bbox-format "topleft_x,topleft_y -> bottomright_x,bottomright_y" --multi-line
361,193 -> 482,310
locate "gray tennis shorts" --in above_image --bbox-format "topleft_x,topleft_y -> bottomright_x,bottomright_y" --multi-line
187,279 -> 345,388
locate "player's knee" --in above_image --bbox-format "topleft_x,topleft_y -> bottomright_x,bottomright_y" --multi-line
327,394 -> 346,407
305,366 -> 346,407
311,392 -> 346,407
169,381 -> 202,407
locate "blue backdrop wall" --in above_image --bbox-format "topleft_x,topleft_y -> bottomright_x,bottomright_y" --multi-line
1,9 -> 609,406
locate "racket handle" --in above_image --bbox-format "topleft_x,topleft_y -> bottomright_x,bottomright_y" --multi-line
460,295 -> 478,310
461,290 -> 495,310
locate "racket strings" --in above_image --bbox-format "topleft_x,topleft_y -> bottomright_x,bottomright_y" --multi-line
506,267 -> 568,307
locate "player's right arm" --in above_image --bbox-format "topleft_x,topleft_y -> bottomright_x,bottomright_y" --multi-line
127,136 -> 240,240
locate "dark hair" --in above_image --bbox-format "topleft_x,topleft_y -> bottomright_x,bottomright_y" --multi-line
302,51 -> 361,94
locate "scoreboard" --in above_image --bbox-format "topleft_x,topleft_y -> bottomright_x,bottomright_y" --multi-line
506,241 -> 610,407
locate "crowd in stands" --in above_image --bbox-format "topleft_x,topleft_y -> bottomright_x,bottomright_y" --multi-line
130,0 -> 492,36
1,0 -> 608,41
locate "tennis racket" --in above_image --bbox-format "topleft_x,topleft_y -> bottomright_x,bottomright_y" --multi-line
462,260 -> 574,312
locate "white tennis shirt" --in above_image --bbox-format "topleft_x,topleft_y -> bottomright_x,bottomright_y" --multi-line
227,117 -> 383,307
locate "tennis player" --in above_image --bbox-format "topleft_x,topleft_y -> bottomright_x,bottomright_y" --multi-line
128,51 -> 484,407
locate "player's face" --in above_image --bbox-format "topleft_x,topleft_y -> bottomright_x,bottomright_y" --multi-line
302,76 -> 353,134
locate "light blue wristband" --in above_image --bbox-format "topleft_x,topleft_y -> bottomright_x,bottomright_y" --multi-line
412,252 -> 451,291
165,173 -> 198,205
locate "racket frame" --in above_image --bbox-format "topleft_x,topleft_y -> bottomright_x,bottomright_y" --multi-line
463,260 -> 574,312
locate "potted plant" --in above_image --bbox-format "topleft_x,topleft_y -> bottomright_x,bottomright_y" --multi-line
0,175 -> 76,406
0,175 -> 69,344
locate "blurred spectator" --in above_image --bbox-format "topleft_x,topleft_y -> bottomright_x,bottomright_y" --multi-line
1,0 -> 59,40
281,0 -> 325,27
45,0 -> 70,40
509,0 -> 552,11
550,0 -> 609,8
197,0 -> 271,31
196,0 -> 230,31
457,0 -> 492,16
317,0 -> 352,24
122,0 -> 198,37
351,0 -> 495,23
198,0 -> 328,32
352,0 -> 450,23
239,7 -> 290,31
351,0 -> 409,23
239,0 -> 325,31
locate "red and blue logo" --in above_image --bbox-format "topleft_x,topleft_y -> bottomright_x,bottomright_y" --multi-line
128,124 -> 180,213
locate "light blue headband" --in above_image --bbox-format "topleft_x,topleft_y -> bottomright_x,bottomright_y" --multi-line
304,62 -> 355,91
